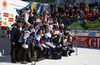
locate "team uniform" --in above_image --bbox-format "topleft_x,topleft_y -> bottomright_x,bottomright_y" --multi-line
21,29 -> 32,62
45,32 -> 56,48
64,28 -> 75,56
44,32 -> 56,57
34,34 -> 43,60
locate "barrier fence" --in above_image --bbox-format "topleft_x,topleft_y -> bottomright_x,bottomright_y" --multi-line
73,36 -> 100,48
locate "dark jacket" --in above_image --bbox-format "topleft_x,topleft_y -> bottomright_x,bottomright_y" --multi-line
28,17 -> 36,24
57,37 -> 64,47
53,36 -> 63,47
10,24 -> 21,43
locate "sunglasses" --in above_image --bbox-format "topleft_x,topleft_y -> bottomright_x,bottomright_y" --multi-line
20,22 -> 22,24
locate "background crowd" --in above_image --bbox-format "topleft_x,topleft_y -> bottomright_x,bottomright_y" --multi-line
50,1 -> 100,20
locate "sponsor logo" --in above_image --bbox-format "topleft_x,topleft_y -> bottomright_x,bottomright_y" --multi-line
89,38 -> 100,47
10,14 -> 14,17
0,21 -> 2,25
1,26 -> 7,30
0,17 -> 2,20
2,0 -> 7,8
73,37 -> 88,47
8,18 -> 14,22
3,13 -> 9,17
3,22 -> 7,25
1,35 -> 5,38
7,31 -> 11,34
73,36 -> 100,48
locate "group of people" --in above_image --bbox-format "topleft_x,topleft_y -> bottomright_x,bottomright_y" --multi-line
50,1 -> 100,21
10,3 -> 77,64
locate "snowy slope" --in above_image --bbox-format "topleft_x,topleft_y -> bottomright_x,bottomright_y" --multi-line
0,47 -> 100,65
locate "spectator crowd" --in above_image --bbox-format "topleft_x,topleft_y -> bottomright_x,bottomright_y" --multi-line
50,1 -> 100,20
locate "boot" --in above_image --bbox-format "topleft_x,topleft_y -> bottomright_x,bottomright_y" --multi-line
11,60 -> 16,63
21,61 -> 27,64
68,50 -> 72,56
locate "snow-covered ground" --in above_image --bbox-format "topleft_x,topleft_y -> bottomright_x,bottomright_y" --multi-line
0,47 -> 100,65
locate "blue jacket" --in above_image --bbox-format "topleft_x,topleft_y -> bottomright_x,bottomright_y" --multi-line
35,35 -> 41,47
46,37 -> 53,44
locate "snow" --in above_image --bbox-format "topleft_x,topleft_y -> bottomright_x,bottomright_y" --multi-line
0,47 -> 100,65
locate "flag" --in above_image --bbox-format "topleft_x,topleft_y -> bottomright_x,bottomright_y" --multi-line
37,5 -> 44,14
16,2 -> 45,15
31,2 -> 44,14
86,6 -> 89,21
16,2 -> 33,14
77,20 -> 83,24
31,2 -> 39,13
36,3 -> 40,9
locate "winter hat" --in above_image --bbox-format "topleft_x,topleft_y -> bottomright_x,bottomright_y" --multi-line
60,24 -> 64,27
67,26 -> 70,28
36,19 -> 41,23
34,22 -> 39,26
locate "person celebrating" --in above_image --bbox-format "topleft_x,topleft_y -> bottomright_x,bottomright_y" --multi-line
21,25 -> 34,64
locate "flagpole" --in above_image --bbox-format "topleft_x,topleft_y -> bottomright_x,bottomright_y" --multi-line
75,31 -> 78,55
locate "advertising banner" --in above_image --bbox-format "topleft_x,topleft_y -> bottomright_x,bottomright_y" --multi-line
62,18 -> 100,30
86,19 -> 99,28
73,36 -> 100,48
0,0 -> 29,54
